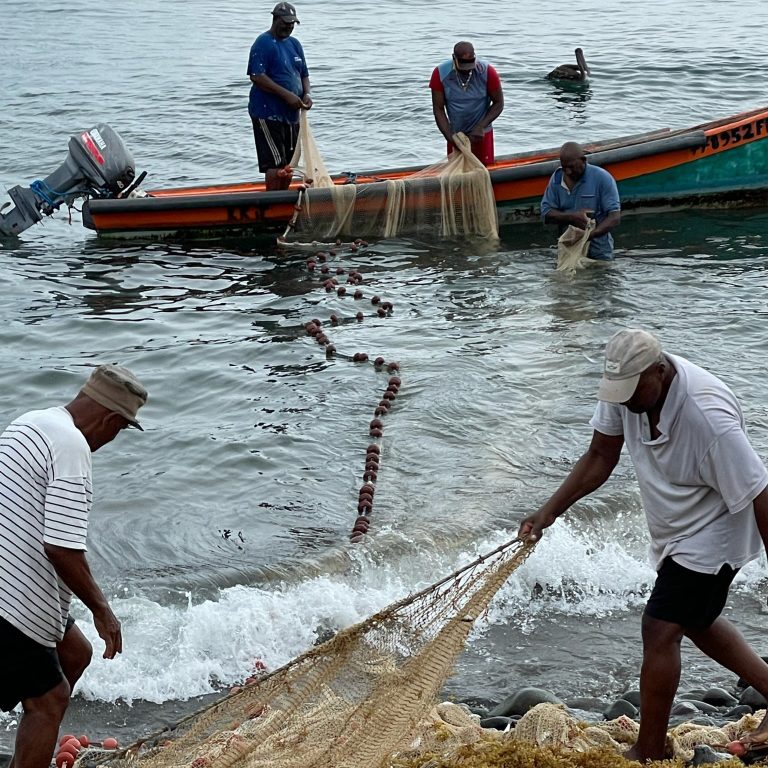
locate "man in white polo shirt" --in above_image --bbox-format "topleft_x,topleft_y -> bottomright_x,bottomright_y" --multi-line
0,364 -> 147,768
517,328 -> 768,762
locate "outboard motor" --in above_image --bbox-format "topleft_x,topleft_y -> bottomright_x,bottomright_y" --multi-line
0,124 -> 136,236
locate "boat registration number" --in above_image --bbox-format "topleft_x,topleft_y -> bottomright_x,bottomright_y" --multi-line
697,116 -> 768,153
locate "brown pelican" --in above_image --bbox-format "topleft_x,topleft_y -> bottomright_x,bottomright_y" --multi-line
546,48 -> 590,81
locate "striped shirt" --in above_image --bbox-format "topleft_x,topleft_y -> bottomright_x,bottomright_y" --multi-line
0,406 -> 92,646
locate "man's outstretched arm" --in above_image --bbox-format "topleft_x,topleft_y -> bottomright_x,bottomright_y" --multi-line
518,430 -> 624,541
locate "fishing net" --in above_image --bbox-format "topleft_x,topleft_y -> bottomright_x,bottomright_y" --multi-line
91,537 -> 534,768
282,112 -> 498,243
556,219 -> 595,275
392,702 -> 762,767
288,110 -> 335,190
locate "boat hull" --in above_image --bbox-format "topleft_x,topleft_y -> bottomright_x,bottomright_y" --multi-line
84,107 -> 768,239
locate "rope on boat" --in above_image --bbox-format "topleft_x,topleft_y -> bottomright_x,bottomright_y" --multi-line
281,186 -> 305,241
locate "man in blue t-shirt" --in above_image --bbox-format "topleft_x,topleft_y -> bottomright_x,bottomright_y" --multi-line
247,2 -> 312,190
540,141 -> 621,260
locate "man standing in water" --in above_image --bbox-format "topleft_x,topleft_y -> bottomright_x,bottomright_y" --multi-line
247,2 -> 312,191
540,141 -> 621,260
0,364 -> 147,768
429,41 -> 504,166
517,328 -> 768,762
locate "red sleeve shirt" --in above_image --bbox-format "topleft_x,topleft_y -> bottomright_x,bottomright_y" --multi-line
486,64 -> 501,92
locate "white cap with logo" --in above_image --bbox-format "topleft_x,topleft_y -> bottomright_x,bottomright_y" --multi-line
597,328 -> 663,403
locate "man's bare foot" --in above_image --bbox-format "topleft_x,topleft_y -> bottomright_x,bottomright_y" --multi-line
622,746 -> 649,763
740,726 -> 768,750
622,744 -> 673,763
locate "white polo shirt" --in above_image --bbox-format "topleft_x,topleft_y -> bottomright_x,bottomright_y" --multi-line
0,406 -> 92,646
590,354 -> 768,573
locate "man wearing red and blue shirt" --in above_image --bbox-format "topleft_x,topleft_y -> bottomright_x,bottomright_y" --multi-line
429,41 -> 504,166
247,2 -> 312,190
541,141 -> 621,260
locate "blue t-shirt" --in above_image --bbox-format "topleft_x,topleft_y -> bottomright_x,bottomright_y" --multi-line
247,32 -> 308,123
540,164 -> 621,260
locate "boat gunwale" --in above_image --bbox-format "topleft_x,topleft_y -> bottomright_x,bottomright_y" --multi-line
84,105 -> 768,233
88,131 -> 710,215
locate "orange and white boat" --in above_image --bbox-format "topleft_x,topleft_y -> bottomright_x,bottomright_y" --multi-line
3,106 -> 768,240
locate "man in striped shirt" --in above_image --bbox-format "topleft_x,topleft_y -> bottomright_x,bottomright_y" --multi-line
0,364 -> 147,768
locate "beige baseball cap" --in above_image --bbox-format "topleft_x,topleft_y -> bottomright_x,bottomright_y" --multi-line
597,329 -> 662,403
80,364 -> 148,430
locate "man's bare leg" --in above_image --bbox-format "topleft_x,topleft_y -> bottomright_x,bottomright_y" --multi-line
265,168 -> 291,191
624,613 -> 683,762
57,622 -> 92,690
12,680 -> 70,768
687,617 -> 768,746
10,624 -> 91,768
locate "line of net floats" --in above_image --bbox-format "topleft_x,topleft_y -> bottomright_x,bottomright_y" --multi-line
300,242 -> 401,542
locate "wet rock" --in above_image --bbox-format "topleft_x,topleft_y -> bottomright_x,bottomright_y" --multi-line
313,627 -> 336,646
603,699 -> 638,720
480,716 -> 514,731
620,689 -> 641,707
487,687 -> 564,718
688,715 -> 717,726
671,701 -> 700,717
739,686 -> 768,710
690,744 -> 733,765
702,687 -> 738,707
684,700 -> 720,715
725,704 -> 753,719
457,696 -> 497,718
679,689 -> 709,701
566,696 -> 609,714
675,688 -> 707,701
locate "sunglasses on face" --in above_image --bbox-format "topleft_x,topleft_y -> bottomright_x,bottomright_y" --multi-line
453,55 -> 476,65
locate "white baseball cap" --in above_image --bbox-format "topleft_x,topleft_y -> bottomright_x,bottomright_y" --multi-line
597,329 -> 663,403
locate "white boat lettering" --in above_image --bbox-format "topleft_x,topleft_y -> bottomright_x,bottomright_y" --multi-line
89,128 -> 107,150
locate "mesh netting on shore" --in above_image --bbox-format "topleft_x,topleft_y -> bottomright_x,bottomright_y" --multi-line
91,538 -> 534,768
391,699 -> 762,767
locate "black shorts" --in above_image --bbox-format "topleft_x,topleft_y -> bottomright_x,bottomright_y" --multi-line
251,118 -> 299,172
0,615 -> 72,712
645,556 -> 738,630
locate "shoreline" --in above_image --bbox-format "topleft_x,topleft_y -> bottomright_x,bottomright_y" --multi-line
10,673 -> 758,766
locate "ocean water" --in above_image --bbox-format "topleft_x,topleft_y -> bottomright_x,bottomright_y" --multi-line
2,0 -> 768,749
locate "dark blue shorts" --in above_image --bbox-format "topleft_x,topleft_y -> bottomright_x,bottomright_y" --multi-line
0,615 -> 71,712
645,556 -> 738,630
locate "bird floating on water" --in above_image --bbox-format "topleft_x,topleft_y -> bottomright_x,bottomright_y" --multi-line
546,48 -> 590,82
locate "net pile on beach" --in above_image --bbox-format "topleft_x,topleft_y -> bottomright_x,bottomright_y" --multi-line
82,525 -> 764,768
389,700 -> 763,767
91,537 -> 534,768
284,112 -> 498,242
